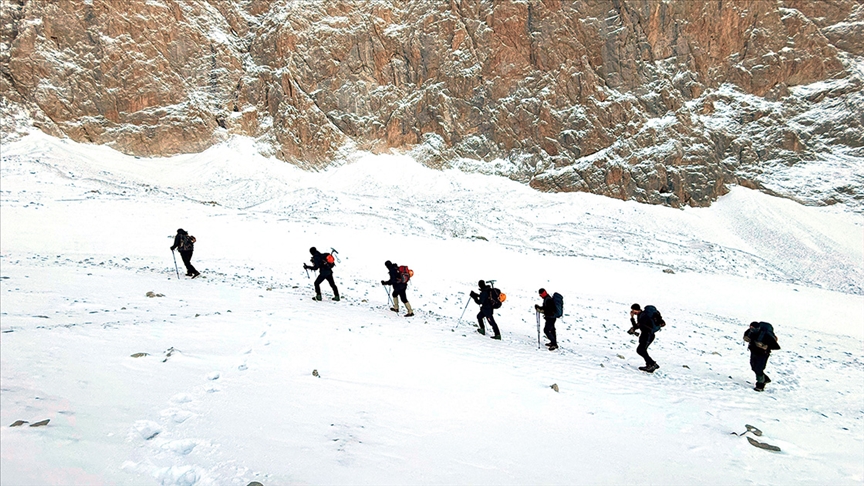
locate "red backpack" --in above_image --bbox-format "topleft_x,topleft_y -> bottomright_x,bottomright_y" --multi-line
397,265 -> 413,284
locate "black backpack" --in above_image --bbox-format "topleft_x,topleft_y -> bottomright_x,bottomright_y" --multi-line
488,287 -> 505,309
179,234 -> 195,251
552,292 -> 564,318
322,253 -> 335,268
644,305 -> 665,332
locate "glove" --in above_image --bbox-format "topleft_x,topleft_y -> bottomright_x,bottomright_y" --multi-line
535,304 -> 541,311
303,264 -> 310,270
381,280 -> 386,285
470,291 -> 477,298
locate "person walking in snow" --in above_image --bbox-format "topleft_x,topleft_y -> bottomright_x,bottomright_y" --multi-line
170,228 -> 200,278
381,260 -> 414,317
304,247 -> 340,301
744,321 -> 780,391
629,303 -> 665,372
470,280 -> 501,340
535,288 -> 558,350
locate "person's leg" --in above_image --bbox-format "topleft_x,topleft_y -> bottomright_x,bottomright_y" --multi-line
637,332 -> 656,366
544,317 -> 557,346
326,275 -> 339,300
180,250 -> 197,275
476,311 -> 486,334
313,274 -> 324,299
486,311 -> 500,338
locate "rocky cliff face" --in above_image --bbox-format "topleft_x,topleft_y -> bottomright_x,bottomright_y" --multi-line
2,0 -> 862,208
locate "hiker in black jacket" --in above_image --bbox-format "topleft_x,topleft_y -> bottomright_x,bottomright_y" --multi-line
470,280 -> 501,340
381,260 -> 414,317
744,321 -> 780,391
304,247 -> 339,301
629,303 -> 663,372
535,288 -> 558,350
169,228 -> 199,278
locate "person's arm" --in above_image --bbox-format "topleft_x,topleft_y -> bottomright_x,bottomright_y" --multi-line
170,234 -> 180,250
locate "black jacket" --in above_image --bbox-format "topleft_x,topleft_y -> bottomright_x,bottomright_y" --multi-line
309,251 -> 333,277
472,287 -> 493,310
539,295 -> 556,318
636,306 -> 660,334
745,322 -> 780,354
171,230 -> 195,251
383,264 -> 406,289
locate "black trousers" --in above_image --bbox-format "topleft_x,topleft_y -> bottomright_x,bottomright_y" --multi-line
178,250 -> 197,275
314,274 -> 339,297
544,317 -> 557,345
750,350 -> 770,383
392,285 -> 408,303
637,331 -> 656,366
477,308 -> 500,336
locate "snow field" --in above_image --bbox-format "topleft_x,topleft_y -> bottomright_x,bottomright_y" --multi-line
1,133 -> 863,485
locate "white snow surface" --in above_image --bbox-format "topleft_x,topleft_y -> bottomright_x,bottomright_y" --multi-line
1,132 -> 863,485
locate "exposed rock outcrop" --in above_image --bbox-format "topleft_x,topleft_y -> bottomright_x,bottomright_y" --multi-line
2,0 -> 862,208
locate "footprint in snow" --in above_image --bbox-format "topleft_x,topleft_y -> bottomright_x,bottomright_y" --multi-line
161,409 -> 194,424
132,420 -> 162,440
207,372 -> 220,380
161,438 -> 200,456
238,363 -> 248,371
170,393 -> 194,404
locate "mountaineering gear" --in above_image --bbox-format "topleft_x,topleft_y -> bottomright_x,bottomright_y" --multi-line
552,292 -> 564,318
307,247 -> 339,300
382,261 -> 413,316
313,294 -> 322,301
536,288 -> 558,348
170,229 -> 199,277
638,363 -> 659,373
745,322 -> 779,390
171,250 -> 180,279
631,304 -> 661,369
536,310 -> 543,348
471,282 -> 501,339
404,302 -> 414,317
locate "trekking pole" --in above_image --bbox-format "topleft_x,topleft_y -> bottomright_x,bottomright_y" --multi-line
304,265 -> 310,279
171,250 -> 180,279
536,310 -> 542,349
459,296 -> 472,321
384,284 -> 393,307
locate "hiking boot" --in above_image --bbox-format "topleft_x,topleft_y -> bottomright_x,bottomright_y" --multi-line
390,307 -> 399,313
313,294 -> 322,301
191,272 -> 201,279
650,363 -> 660,372
639,364 -> 657,373
491,334 -> 501,340
548,344 -> 558,350
476,328 -> 486,336
332,296 -> 340,301
405,312 -> 414,317
754,382 -> 765,392
763,375 -> 771,384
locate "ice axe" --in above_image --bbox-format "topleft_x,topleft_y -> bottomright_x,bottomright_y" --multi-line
171,249 -> 180,279
330,247 -> 341,263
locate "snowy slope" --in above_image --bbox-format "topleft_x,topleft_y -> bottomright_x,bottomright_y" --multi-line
1,133 -> 863,485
